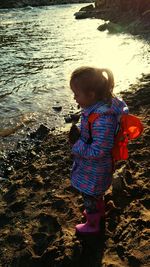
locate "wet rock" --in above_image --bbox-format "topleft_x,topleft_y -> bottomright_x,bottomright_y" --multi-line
64,116 -> 73,123
3,165 -> 14,177
64,113 -> 80,123
68,124 -> 80,145
0,177 -> 7,182
30,124 -> 49,140
74,10 -> 96,19
79,4 -> 94,12
52,106 -> 62,112
98,22 -> 124,33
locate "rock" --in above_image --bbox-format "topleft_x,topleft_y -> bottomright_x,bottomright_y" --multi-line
74,1 -> 150,36
141,9 -> 150,28
68,124 -> 80,145
0,177 -> 7,181
52,106 -> 62,112
79,4 -> 94,12
97,22 -> 108,31
74,11 -> 92,19
98,22 -> 125,33
95,0 -> 150,15
30,124 -> 49,140
64,113 -> 80,123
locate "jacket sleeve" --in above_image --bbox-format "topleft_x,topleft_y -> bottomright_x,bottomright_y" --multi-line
72,115 -> 116,160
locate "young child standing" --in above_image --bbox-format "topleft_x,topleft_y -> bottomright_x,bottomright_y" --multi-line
69,66 -> 129,235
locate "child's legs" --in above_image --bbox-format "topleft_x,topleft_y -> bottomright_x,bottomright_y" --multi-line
82,193 -> 103,214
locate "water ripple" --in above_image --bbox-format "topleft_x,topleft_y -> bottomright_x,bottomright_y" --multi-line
0,4 -> 149,150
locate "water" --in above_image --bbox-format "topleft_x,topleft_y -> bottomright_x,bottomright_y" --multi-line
0,3 -> 149,150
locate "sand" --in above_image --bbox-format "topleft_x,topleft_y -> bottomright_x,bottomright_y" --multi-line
0,74 -> 150,267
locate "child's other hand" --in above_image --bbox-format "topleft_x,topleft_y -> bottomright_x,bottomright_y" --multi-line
69,124 -> 80,145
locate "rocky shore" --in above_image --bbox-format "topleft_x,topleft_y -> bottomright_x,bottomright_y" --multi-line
0,73 -> 150,267
74,1 -> 150,37
1,0 -> 149,38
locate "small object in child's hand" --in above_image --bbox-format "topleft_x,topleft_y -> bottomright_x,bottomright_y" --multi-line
69,124 -> 80,145
65,113 -> 80,124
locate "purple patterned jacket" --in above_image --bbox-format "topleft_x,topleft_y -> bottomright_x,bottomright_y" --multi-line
71,97 -> 129,196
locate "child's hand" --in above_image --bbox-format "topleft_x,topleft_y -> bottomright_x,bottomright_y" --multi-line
69,124 -> 80,145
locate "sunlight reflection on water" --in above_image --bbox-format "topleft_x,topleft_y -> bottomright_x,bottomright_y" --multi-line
0,3 -> 149,148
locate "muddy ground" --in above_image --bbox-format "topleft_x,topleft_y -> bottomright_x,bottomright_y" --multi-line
0,73 -> 150,267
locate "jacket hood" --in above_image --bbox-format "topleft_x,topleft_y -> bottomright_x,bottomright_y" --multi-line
93,97 -> 129,116
110,97 -> 129,115
83,97 -> 129,117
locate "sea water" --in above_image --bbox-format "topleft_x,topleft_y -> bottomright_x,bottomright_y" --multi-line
0,3 -> 149,150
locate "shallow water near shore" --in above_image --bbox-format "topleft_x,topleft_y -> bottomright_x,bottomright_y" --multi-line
0,3 -> 150,151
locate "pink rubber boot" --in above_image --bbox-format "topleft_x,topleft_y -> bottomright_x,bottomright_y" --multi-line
76,212 -> 101,235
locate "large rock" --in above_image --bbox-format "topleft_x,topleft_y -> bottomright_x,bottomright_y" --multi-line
79,4 -> 94,11
121,0 -> 150,14
95,0 -> 150,15
98,21 -> 125,33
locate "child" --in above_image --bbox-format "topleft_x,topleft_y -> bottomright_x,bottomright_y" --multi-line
69,66 -> 129,235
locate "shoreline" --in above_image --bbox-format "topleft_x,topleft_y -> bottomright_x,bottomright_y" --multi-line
1,3 -> 149,154
0,1 -> 149,39
74,4 -> 150,38
0,73 -> 149,266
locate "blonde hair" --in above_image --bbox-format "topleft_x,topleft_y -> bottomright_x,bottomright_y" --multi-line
70,66 -> 114,103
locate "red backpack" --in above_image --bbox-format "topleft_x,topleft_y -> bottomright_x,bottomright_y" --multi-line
88,113 -> 143,161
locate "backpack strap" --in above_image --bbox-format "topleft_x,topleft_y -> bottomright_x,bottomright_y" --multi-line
115,115 -> 121,135
87,113 -> 100,144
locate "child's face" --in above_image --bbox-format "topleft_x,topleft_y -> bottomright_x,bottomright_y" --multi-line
71,84 -> 96,108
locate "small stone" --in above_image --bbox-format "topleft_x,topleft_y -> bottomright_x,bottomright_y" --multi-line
52,106 -> 62,112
